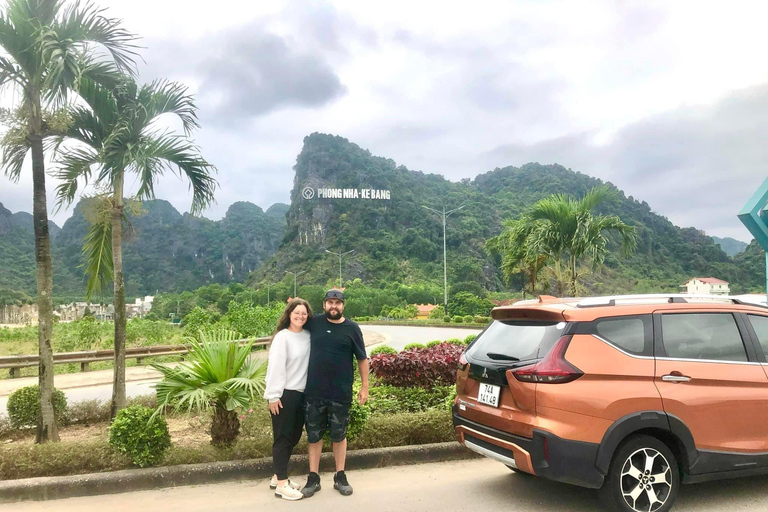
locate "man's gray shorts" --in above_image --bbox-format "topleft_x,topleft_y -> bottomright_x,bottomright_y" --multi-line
304,397 -> 351,443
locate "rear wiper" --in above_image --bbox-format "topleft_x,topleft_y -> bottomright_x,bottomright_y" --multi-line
486,352 -> 520,361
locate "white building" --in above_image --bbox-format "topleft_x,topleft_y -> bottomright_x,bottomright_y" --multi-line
681,277 -> 730,296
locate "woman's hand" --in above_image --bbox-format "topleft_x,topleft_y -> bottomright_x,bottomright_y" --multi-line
269,399 -> 283,415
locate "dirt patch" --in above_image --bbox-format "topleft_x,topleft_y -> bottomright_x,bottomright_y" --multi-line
3,416 -> 215,446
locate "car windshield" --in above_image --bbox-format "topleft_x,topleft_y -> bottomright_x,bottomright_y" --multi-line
466,320 -> 566,364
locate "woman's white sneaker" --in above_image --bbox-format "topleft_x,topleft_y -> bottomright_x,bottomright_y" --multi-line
270,477 -> 300,490
275,483 -> 304,501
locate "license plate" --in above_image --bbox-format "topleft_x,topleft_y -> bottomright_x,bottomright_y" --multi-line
477,383 -> 501,407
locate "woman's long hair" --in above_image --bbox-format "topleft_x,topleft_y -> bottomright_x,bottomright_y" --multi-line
272,298 -> 313,338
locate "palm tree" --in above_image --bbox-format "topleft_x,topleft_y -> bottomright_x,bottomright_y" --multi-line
0,0 -> 136,442
487,218 -> 549,295
54,76 -> 217,418
493,186 -> 637,296
152,330 -> 268,446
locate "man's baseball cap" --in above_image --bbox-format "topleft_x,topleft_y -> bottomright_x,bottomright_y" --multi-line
324,289 -> 345,302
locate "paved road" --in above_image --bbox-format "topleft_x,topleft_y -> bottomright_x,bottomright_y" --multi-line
0,326 -> 479,412
5,458 -> 768,512
364,324 -> 481,351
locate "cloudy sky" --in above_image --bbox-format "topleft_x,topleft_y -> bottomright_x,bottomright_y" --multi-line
2,0 -> 767,241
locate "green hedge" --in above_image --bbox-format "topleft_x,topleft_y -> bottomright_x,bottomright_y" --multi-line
0,409 -> 454,480
369,345 -> 398,356
368,385 -> 454,414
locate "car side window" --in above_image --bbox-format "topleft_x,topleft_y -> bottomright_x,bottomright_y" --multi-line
594,316 -> 649,355
747,315 -> 768,356
661,313 -> 747,362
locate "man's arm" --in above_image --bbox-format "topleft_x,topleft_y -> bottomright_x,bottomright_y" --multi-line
357,358 -> 369,405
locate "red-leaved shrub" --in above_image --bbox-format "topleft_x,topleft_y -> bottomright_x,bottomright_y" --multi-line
370,342 -> 464,388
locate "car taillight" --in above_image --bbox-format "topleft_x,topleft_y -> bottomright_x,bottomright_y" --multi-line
512,335 -> 582,384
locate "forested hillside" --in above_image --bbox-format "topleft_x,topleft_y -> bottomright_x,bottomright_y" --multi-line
0,200 -> 288,298
3,132 -> 764,301
249,133 -> 765,295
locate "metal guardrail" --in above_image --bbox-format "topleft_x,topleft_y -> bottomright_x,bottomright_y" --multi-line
0,337 -> 271,378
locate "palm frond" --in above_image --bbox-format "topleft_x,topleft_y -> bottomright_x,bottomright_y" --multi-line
151,329 -> 264,416
54,1 -> 139,75
0,132 -> 28,182
132,132 -> 217,215
578,184 -> 615,213
141,79 -> 199,135
81,214 -> 113,299
53,145 -> 98,210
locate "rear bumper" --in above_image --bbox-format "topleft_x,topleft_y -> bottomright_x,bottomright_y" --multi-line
452,407 -> 604,489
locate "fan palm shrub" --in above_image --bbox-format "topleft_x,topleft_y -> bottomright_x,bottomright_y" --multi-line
151,329 -> 267,446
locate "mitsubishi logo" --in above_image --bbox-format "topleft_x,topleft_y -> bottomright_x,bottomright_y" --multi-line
481,368 -> 489,379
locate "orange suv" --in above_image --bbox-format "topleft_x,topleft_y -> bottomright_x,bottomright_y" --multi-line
453,294 -> 768,512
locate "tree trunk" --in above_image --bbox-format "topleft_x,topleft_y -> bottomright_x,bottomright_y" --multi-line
570,255 -> 578,297
210,405 -> 240,446
110,175 -> 126,419
29,127 -> 59,443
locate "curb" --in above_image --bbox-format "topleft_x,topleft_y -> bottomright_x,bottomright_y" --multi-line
0,442 -> 480,503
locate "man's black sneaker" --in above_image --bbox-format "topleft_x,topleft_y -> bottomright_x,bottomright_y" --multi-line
333,471 -> 353,496
301,473 -> 321,498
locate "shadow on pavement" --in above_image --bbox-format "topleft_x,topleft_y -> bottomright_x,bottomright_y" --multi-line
483,467 -> 768,511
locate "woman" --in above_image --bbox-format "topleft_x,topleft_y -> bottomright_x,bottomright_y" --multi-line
263,298 -> 312,501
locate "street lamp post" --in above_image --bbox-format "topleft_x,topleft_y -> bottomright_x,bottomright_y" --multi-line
325,249 -> 355,288
422,204 -> 466,315
284,271 -> 307,298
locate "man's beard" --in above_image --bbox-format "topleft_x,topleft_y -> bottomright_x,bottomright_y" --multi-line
325,309 -> 342,320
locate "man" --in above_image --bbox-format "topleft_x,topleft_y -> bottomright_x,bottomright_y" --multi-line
301,289 -> 369,497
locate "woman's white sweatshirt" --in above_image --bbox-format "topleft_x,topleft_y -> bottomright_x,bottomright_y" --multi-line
263,328 -> 311,403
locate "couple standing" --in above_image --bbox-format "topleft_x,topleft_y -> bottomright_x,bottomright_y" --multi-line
263,289 -> 369,501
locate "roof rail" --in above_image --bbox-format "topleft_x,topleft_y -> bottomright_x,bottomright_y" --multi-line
575,294 -> 768,309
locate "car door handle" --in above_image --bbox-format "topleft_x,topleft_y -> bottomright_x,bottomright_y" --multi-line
662,373 -> 691,383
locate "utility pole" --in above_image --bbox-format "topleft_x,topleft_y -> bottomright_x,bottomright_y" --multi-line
284,271 -> 307,298
422,204 -> 466,315
325,249 -> 355,288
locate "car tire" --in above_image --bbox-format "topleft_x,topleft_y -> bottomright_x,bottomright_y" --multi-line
599,434 -> 680,512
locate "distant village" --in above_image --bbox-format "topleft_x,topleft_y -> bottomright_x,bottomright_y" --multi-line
0,296 -> 154,325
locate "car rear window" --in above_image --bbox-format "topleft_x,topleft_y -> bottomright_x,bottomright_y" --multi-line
465,320 -> 566,363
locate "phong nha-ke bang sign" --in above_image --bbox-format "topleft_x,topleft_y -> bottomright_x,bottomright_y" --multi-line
302,186 -> 391,200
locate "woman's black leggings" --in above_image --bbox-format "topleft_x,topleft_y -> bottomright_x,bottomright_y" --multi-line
271,389 -> 305,480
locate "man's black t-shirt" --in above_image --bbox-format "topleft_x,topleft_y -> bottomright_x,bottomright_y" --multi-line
304,314 -> 367,404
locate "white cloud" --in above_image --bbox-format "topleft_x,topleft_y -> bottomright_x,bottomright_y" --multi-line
2,0 -> 767,241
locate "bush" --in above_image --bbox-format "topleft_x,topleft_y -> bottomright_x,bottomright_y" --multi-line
7,385 -> 68,428
109,405 -> 171,468
463,315 -> 474,323
425,340 -> 442,348
452,315 -> 464,323
445,337 -> 464,346
402,342 -> 425,351
369,342 -> 463,388
464,334 -> 477,345
369,345 -> 398,356
66,399 -> 110,425
368,385 -> 454,415
473,315 -> 485,324
349,409 -> 453,449
346,398 -> 370,442
443,315 -> 451,323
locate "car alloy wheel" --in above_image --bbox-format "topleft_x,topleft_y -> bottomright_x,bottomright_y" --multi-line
619,447 -> 673,512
